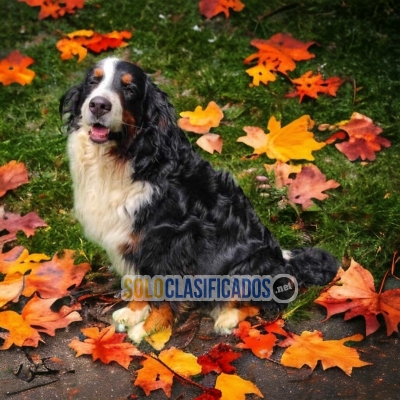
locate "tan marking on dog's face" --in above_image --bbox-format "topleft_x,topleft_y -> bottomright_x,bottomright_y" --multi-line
121,73 -> 133,85
93,68 -> 103,78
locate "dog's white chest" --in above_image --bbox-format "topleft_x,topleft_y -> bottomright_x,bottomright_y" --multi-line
67,129 -> 153,275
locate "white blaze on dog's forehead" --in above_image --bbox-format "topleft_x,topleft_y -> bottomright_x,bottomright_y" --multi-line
95,57 -> 119,91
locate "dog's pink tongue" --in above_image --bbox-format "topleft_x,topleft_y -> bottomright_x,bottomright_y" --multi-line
90,125 -> 109,143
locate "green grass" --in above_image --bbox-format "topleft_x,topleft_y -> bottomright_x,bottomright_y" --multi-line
1,0 -> 399,283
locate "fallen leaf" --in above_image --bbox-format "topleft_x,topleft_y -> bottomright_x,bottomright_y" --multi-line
315,259 -> 400,336
234,321 -> 276,359
69,325 -> 141,369
245,63 -> 276,86
285,71 -> 344,102
264,162 -> 302,189
199,0 -> 245,19
22,294 -> 82,336
0,246 -> 49,275
135,348 -> 201,397
280,330 -> 371,376
179,101 -> 224,134
56,30 -> 132,62
23,250 -> 90,298
215,373 -> 263,400
0,161 -> 29,197
0,272 -> 24,307
334,112 -> 390,161
0,207 -> 47,238
253,33 -> 315,61
18,0 -> 84,20
134,356 -> 174,397
0,310 -> 43,350
196,133 -> 223,154
244,33 -> 315,85
197,343 -> 242,374
159,346 -> 202,377
0,51 -> 35,86
238,115 -> 325,162
287,164 -> 340,210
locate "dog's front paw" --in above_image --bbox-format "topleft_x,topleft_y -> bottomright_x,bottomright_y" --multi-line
213,308 -> 240,335
127,321 -> 149,343
112,305 -> 151,333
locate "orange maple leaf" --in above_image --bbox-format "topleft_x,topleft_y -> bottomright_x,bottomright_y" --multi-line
280,330 -> 371,376
334,112 -> 391,161
22,250 -> 90,298
252,33 -> 316,61
285,71 -> 344,102
244,33 -> 315,85
215,373 -> 263,400
56,30 -> 132,62
0,310 -> 43,350
0,51 -> 35,86
238,115 -> 325,162
18,0 -> 84,20
199,0 -> 245,19
287,164 -> 340,210
22,294 -> 82,336
234,320 -> 287,359
0,161 -> 29,197
178,101 -> 224,134
134,347 -> 202,397
315,259 -> 400,336
69,325 -> 141,369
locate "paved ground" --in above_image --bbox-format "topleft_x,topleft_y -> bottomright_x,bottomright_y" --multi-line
1,302 -> 399,400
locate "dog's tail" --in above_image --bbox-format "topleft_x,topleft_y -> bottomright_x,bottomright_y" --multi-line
284,247 -> 339,287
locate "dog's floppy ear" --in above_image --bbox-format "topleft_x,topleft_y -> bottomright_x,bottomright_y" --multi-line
143,79 -> 177,133
59,83 -> 84,131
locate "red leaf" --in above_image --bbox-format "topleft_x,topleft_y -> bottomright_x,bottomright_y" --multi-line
197,343 -> 241,374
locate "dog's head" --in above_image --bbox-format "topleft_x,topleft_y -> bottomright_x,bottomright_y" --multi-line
60,58 -> 176,145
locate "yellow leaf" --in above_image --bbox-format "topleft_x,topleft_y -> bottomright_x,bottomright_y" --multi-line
215,373 -> 264,400
178,101 -> 223,134
0,273 -> 24,307
145,326 -> 172,350
159,347 -> 202,377
238,115 -> 325,162
245,64 -> 276,86
67,29 -> 94,38
0,310 -> 43,349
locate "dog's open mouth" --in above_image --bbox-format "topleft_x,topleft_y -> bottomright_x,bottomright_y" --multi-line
89,124 -> 110,144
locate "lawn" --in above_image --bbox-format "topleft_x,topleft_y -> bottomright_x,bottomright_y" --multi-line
1,0 -> 399,288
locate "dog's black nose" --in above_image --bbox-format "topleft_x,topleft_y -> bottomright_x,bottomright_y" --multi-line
89,96 -> 112,117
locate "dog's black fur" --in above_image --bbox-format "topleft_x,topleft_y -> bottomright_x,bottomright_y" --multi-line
61,58 -> 339,333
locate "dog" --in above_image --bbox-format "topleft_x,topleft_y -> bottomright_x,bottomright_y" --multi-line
60,57 -> 339,343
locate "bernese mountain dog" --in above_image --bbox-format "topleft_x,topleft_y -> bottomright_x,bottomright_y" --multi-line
60,57 -> 339,343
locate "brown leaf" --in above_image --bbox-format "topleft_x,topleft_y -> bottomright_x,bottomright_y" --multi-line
287,164 -> 340,210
